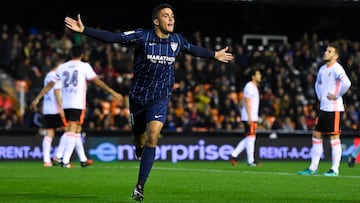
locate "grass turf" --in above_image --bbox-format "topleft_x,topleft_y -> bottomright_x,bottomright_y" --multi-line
0,161 -> 360,203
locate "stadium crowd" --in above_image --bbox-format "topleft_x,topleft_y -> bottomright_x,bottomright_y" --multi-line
0,24 -> 359,133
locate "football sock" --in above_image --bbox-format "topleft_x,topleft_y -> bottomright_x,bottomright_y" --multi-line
309,137 -> 323,171
246,136 -> 256,164
42,135 -> 53,163
75,133 -> 87,162
55,134 -> 67,159
62,132 -> 76,164
138,146 -> 155,186
231,138 -> 246,158
330,139 -> 341,173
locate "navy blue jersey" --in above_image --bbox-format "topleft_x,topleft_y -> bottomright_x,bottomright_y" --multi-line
84,27 -> 215,106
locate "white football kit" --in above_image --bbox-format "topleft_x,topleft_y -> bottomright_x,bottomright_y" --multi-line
53,60 -> 97,110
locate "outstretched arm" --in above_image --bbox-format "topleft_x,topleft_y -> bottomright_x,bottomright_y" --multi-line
185,43 -> 234,63
65,14 -> 124,43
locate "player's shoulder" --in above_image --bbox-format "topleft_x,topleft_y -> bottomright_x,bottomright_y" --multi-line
169,32 -> 184,39
168,33 -> 186,44
46,70 -> 56,77
318,63 -> 327,71
125,28 -> 153,42
334,61 -> 344,68
331,62 -> 346,73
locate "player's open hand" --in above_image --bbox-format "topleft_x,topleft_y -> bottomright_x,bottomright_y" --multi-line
215,46 -> 234,63
64,14 -> 85,33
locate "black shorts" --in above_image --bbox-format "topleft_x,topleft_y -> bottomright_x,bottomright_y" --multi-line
242,121 -> 258,136
64,109 -> 85,125
314,110 -> 343,134
42,114 -> 65,129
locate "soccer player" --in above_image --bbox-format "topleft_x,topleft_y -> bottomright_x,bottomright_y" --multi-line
31,45 -> 123,168
34,58 -> 67,167
348,145 -> 360,167
64,3 -> 233,201
297,43 -> 351,176
229,69 -> 262,167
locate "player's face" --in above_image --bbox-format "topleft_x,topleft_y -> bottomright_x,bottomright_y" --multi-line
254,71 -> 262,83
323,46 -> 338,63
157,8 -> 175,34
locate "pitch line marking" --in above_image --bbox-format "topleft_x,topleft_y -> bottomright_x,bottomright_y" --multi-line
152,166 -> 360,179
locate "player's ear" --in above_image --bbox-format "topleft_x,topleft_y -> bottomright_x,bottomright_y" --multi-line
153,19 -> 159,26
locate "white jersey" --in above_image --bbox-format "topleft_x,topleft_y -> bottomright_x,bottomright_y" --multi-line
241,81 -> 260,122
53,60 -> 97,110
43,70 -> 61,115
315,62 -> 351,112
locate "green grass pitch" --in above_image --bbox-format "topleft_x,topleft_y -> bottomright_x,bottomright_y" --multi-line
1,161 -> 360,203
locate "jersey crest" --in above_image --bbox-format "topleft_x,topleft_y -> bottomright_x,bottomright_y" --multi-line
170,42 -> 178,52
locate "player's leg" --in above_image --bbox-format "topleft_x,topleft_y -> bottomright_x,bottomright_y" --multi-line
324,134 -> 341,176
132,120 -> 163,202
51,114 -> 67,166
245,122 -> 260,166
42,128 -> 55,167
61,122 -> 78,168
130,101 -> 147,160
61,109 -> 83,168
306,131 -> 323,174
53,133 -> 67,165
132,132 -> 147,160
132,98 -> 168,201
42,114 -> 63,167
348,144 -> 360,167
298,131 -> 322,175
229,137 -> 245,166
323,112 -> 342,176
74,125 -> 93,167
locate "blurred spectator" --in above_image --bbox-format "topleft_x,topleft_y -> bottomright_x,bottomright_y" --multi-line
295,115 -> 308,131
0,107 -> 7,128
0,88 -> 14,117
0,31 -> 13,75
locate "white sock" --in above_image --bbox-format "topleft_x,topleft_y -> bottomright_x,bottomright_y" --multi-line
246,136 -> 256,164
75,133 -> 87,162
55,134 -> 67,159
309,137 -> 323,171
62,132 -> 77,164
231,138 -> 246,158
330,139 -> 342,174
42,135 -> 53,163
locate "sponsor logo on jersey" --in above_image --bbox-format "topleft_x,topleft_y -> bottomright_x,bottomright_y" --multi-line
147,54 -> 175,65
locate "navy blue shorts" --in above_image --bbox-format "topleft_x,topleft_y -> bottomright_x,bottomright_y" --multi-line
129,97 -> 169,136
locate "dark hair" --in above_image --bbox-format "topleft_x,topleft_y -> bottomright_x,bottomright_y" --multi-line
250,68 -> 260,77
152,3 -> 173,20
70,44 -> 84,58
327,42 -> 340,56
